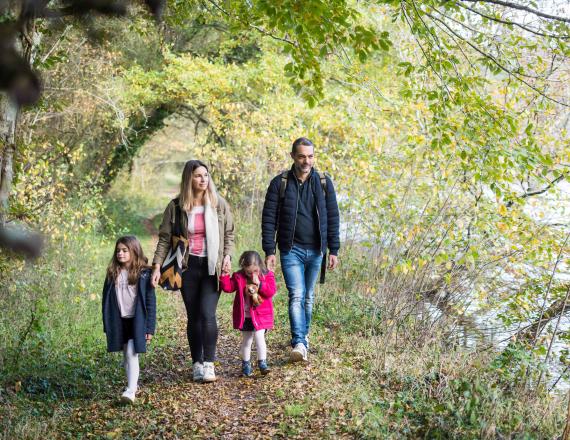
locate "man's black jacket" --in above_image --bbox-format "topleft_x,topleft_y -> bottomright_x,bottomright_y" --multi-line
262,166 -> 340,257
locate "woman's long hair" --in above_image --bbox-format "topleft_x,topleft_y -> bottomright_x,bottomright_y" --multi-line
238,250 -> 268,275
179,160 -> 219,212
107,236 -> 149,284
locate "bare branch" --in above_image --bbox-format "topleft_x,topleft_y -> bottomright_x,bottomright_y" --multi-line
520,173 -> 566,199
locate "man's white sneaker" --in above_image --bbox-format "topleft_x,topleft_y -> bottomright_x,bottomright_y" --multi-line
193,362 -> 204,382
290,343 -> 307,362
120,388 -> 136,404
203,362 -> 217,382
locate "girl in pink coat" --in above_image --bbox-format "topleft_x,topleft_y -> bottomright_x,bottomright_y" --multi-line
220,250 -> 277,376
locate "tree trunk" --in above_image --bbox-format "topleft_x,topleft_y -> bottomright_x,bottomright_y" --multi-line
0,24 -> 44,259
0,22 -> 40,227
0,94 -> 18,227
517,298 -> 570,342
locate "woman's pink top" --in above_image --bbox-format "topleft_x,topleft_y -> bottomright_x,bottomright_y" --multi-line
187,206 -> 206,257
219,270 -> 277,331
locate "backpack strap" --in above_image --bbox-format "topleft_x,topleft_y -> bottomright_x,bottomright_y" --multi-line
172,197 -> 182,237
279,170 -> 289,200
317,171 -> 327,197
280,170 -> 328,198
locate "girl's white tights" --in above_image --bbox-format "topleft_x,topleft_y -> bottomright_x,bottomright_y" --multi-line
240,330 -> 267,361
123,339 -> 139,392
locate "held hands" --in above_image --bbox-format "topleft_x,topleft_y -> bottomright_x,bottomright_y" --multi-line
222,255 -> 231,275
265,255 -> 276,272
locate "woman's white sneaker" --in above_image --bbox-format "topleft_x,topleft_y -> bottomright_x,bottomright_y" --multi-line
193,362 -> 204,382
203,362 -> 217,382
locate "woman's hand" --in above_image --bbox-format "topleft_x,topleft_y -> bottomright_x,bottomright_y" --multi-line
222,255 -> 231,274
151,264 -> 161,287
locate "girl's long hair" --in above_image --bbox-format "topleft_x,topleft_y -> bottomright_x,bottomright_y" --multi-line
107,236 -> 149,284
238,250 -> 268,275
179,160 -> 219,212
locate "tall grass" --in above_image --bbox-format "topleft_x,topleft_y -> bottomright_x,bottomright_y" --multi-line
224,204 -> 566,437
305,238 -> 567,439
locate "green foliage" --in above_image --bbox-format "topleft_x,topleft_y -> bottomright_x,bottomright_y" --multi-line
3,1 -> 569,436
102,105 -> 174,188
165,0 -> 384,103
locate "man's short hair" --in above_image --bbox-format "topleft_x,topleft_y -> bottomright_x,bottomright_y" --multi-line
292,137 -> 314,154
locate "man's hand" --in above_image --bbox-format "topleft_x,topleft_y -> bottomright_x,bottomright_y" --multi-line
145,334 -> 153,343
151,264 -> 161,287
265,255 -> 276,271
328,255 -> 339,270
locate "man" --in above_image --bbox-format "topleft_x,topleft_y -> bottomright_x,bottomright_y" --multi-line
262,137 -> 340,362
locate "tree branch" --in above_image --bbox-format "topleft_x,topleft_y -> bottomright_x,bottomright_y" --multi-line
425,10 -> 569,107
203,0 -> 297,47
459,0 -> 570,24
456,2 -> 570,39
519,173 -> 566,199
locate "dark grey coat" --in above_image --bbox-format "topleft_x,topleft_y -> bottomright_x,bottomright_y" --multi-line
102,268 -> 156,353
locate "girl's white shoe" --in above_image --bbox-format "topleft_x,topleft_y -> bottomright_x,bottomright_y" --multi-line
121,388 -> 136,404
203,362 -> 216,382
192,362 -> 204,382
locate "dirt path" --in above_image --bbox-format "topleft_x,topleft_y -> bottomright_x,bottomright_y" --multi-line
57,217 -> 356,439
61,307 -> 354,439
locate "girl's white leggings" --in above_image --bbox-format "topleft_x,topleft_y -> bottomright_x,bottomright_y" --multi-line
123,339 -> 139,392
240,330 -> 267,362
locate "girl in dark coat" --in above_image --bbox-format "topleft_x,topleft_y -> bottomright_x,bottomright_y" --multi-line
102,236 -> 156,404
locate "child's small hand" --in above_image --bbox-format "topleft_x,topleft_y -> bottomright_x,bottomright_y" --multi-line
145,334 -> 153,343
252,273 -> 260,285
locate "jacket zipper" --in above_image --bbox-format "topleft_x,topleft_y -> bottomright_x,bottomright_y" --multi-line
316,191 -> 323,253
290,174 -> 300,251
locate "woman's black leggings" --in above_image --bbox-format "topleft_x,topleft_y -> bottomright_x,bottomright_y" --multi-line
180,255 -> 220,363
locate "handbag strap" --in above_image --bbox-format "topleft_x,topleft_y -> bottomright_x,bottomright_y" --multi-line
172,197 -> 182,237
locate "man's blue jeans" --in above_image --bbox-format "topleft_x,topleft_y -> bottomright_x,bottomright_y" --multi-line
280,245 -> 323,348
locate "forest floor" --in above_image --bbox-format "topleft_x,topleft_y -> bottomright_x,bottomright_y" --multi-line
57,308 -> 357,439
53,216 -> 359,439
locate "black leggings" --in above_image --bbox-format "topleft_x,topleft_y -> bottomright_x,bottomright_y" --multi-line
181,255 -> 220,363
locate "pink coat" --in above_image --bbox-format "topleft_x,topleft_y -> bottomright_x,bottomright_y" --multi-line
219,270 -> 277,331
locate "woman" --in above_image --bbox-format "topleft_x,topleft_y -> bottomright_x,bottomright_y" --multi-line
151,160 -> 234,383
